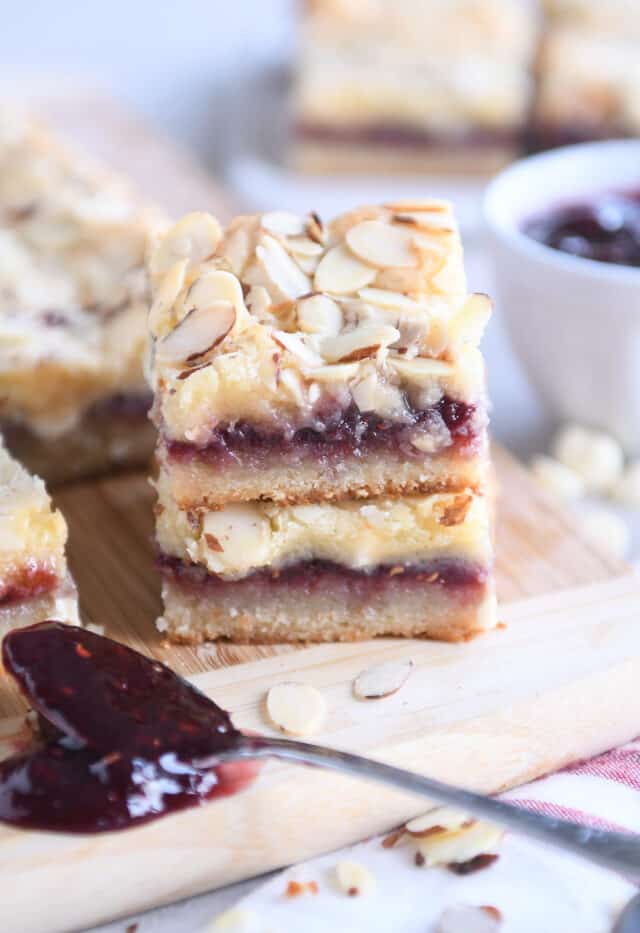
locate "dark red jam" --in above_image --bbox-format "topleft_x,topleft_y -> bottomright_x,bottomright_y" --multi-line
167,397 -> 481,469
0,622 -> 257,833
524,190 -> 640,267
0,563 -> 58,607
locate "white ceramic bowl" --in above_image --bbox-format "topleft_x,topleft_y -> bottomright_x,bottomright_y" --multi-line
484,140 -> 640,455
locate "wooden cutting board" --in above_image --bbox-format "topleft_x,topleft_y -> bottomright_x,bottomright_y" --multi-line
1,96 -> 639,933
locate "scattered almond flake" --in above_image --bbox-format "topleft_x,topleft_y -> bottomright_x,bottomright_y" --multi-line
157,302 -> 235,366
297,293 -> 343,336
353,658 -> 413,700
261,210 -> 305,237
305,211 -> 325,244
413,816 -> 504,868
406,806 -> 473,837
449,854 -> 500,875
186,270 -> 250,327
382,828 -> 405,849
314,244 -> 377,294
148,258 -> 188,337
266,682 -> 327,736
273,329 -> 323,368
256,234 -> 310,301
320,323 -> 399,364
207,907 -> 265,931
346,220 -> 418,269
334,860 -> 376,897
391,356 -> 453,385
286,236 -> 325,258
437,904 -> 502,933
357,286 -> 425,313
149,212 -> 221,283
284,879 -> 319,898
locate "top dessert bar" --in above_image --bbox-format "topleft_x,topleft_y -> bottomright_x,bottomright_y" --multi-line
148,202 -> 491,509
543,0 -> 640,35
0,109 -> 165,483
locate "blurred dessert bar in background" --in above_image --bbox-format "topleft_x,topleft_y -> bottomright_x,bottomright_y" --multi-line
0,440 -> 77,633
292,0 -> 539,173
147,203 -> 495,643
0,110 -> 165,484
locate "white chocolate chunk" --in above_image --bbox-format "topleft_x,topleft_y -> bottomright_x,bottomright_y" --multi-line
266,682 -> 327,736
353,659 -> 413,699
530,455 -> 585,501
438,905 -> 502,933
579,506 -> 630,561
552,424 -> 624,492
346,220 -> 418,269
611,461 -> 640,509
335,860 -> 376,896
314,244 -> 377,293
202,505 -> 271,574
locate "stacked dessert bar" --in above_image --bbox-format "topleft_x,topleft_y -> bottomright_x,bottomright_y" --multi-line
0,109 -> 164,483
147,202 -> 495,644
536,0 -> 640,146
0,440 -> 77,633
293,0 -> 538,174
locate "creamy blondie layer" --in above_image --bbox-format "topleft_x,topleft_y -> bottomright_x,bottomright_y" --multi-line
0,441 -> 78,633
293,0 -> 538,174
148,203 -> 492,509
0,109 -> 165,483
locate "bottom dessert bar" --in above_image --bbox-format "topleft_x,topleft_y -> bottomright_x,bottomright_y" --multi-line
0,572 -> 77,636
158,557 -> 495,644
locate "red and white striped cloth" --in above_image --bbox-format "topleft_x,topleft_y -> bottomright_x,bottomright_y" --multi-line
221,741 -> 640,932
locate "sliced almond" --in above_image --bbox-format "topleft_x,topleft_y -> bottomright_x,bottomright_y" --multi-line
156,302 -> 235,366
384,198 -> 450,214
346,220 -> 418,269
438,905 -> 502,933
148,258 -> 188,338
415,819 -> 504,868
245,285 -> 272,321
321,324 -> 399,364
261,210 -> 305,237
266,682 -> 327,736
286,236 -> 325,258
297,293 -> 342,336
358,287 -> 426,314
353,659 -> 413,699
273,329 -> 323,368
351,373 -> 405,417
256,234 -> 310,301
186,269 -> 249,327
306,211 -> 325,244
311,362 -> 360,383
393,211 -> 455,234
279,367 -> 306,407
149,212 -> 221,282
220,225 -> 250,277
406,806 -> 473,838
314,244 -> 377,294
448,293 -> 492,350
391,356 -> 453,385
334,860 -> 376,897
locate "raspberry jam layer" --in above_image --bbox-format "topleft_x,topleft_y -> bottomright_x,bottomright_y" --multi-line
167,397 -> 482,470
0,562 -> 58,607
159,554 -> 489,596
0,622 -> 258,833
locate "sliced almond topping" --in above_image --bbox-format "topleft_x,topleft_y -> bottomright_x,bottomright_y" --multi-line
148,258 -> 188,338
311,362 -> 360,383
256,234 -> 311,301
391,356 -> 453,385
358,287 -> 425,314
346,220 -> 418,269
286,236 -> 325,258
448,293 -> 492,350
297,293 -> 343,336
438,905 -> 502,933
353,659 -> 413,699
321,324 -> 399,364
314,244 -> 377,294
149,212 -> 221,282
335,860 -> 376,897
406,806 -> 473,838
393,213 -> 455,234
306,211 -> 325,244
156,302 -> 235,366
384,198 -> 450,214
266,682 -> 327,736
273,329 -> 323,368
186,269 -> 249,327
261,210 -> 305,237
219,225 -> 250,276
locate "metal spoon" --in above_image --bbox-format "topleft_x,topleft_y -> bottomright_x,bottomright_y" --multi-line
199,735 -> 640,879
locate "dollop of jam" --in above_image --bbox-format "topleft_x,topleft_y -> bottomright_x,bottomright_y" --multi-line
523,190 -> 640,267
0,622 -> 257,833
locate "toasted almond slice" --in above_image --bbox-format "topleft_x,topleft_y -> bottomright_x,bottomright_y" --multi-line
297,293 -> 343,336
311,362 -> 360,383
187,269 -> 250,327
266,682 -> 327,736
335,860 -> 376,897
321,324 -> 399,363
157,302 -> 235,366
220,225 -> 250,276
273,329 -> 324,368
256,234 -> 311,300
148,258 -> 188,338
391,356 -> 454,385
393,211 -> 455,234
353,659 -> 413,699
346,220 -> 418,269
448,293 -> 492,349
416,820 -> 504,867
438,905 -> 502,933
287,236 -> 325,258
384,198 -> 450,214
306,211 -> 325,244
358,287 -> 426,314
406,806 -> 473,837
149,212 -> 221,282
314,244 -> 378,294
261,210 -> 305,237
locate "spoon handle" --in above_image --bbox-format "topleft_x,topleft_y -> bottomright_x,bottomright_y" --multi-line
222,737 -> 640,878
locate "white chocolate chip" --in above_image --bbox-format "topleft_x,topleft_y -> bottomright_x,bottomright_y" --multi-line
314,244 -> 377,294
353,659 -> 413,699
530,455 -> 585,501
611,461 -> 640,509
202,505 -> 271,574
156,302 -> 235,366
266,682 -> 327,736
261,210 -> 305,237
552,425 -> 624,492
149,212 -> 221,283
320,324 -> 399,363
334,860 -> 376,897
438,905 -> 502,933
406,806 -> 472,837
351,373 -> 405,417
297,293 -> 343,336
346,220 -> 418,269
579,506 -> 630,560
256,234 -> 311,301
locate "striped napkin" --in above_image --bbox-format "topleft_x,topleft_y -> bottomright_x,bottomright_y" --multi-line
214,741 -> 640,932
